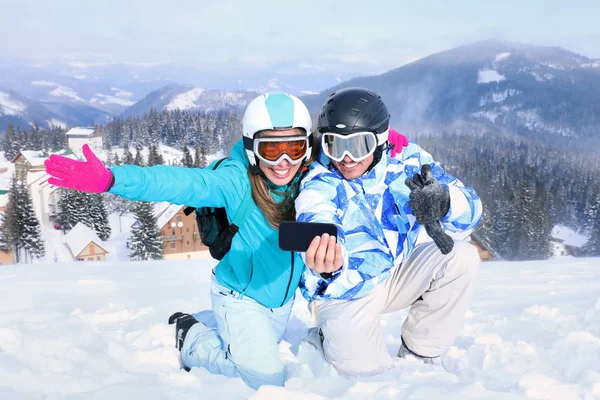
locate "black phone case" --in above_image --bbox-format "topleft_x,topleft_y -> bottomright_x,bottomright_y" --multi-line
279,221 -> 338,252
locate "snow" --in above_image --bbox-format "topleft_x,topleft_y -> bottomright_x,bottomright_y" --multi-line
50,86 -> 85,102
531,72 -> 554,82
516,110 -> 575,137
89,94 -> 134,106
110,88 -> 133,98
0,91 -> 26,116
164,89 -> 252,112
17,149 -> 76,167
64,222 -> 107,258
165,88 -> 207,111
65,127 -> 97,137
477,69 -> 506,84
0,152 -> 14,196
551,225 -> 589,248
31,81 -> 85,102
0,257 -> 599,399
581,62 -> 600,68
47,119 -> 68,129
479,89 -> 520,106
495,53 -> 511,62
543,63 -> 566,71
472,110 -> 501,123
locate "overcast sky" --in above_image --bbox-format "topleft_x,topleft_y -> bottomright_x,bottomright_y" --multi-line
1,0 -> 598,69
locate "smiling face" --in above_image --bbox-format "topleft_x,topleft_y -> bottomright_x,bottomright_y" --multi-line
332,154 -> 374,180
256,128 -> 305,186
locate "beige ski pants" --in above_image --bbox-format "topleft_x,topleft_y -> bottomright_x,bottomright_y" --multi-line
310,241 -> 480,375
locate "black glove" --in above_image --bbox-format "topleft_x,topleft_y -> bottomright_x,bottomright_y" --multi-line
405,164 -> 450,224
405,164 -> 454,255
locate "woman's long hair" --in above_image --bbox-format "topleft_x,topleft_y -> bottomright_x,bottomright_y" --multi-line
248,128 -> 320,229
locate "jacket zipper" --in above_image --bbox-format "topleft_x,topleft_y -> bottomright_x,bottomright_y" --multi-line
281,252 -> 295,307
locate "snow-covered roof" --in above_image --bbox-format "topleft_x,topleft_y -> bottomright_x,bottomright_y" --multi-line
155,203 -> 183,229
551,225 -> 589,248
14,150 -> 78,167
64,222 -> 108,257
129,202 -> 184,230
65,127 -> 98,137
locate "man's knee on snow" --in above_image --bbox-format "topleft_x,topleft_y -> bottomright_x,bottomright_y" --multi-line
320,319 -> 392,376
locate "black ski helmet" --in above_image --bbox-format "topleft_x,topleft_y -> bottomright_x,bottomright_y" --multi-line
317,87 -> 390,168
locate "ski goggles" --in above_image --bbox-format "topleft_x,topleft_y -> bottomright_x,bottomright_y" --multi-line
254,136 -> 309,166
321,131 -> 378,162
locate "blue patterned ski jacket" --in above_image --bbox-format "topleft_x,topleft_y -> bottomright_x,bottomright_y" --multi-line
295,142 -> 482,301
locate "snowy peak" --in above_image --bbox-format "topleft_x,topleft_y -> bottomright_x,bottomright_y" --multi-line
302,40 -> 600,146
0,91 -> 26,116
165,88 -> 255,112
122,84 -> 259,117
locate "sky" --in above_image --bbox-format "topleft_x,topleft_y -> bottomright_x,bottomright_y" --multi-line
0,0 -> 598,70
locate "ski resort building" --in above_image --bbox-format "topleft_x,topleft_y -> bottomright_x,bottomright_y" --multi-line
64,222 -> 109,261
65,127 -> 103,158
551,225 -> 589,257
152,203 -> 209,259
10,150 -> 78,224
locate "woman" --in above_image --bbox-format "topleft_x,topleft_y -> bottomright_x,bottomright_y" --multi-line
44,92 -> 315,389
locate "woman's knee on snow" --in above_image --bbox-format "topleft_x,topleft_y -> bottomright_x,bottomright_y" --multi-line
228,341 -> 285,388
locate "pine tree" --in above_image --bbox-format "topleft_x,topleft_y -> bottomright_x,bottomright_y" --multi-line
181,145 -> 194,167
0,178 -> 45,262
123,143 -> 134,164
133,144 -> 145,166
0,177 -> 21,262
129,202 -> 163,260
517,180 -> 537,260
2,123 -> 21,160
17,181 -> 45,260
583,191 -> 600,256
147,144 -> 164,166
88,193 -> 111,241
530,184 -> 551,259
193,143 -> 206,168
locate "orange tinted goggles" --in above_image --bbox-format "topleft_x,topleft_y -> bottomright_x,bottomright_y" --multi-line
254,137 -> 309,165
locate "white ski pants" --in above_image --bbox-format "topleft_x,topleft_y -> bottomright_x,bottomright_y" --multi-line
310,240 -> 480,375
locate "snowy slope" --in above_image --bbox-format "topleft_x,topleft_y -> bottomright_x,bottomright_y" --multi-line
0,257 -> 599,399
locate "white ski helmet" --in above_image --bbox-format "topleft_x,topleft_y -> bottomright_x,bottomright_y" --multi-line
242,92 -> 313,167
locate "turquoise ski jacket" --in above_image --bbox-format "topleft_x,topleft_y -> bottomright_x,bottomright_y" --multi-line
109,141 -> 303,308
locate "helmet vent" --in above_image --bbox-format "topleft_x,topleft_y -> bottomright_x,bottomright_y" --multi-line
366,91 -> 375,97
359,98 -> 368,103
350,109 -> 359,116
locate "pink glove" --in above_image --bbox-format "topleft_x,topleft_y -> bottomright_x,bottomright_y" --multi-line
44,144 -> 114,193
388,128 -> 409,158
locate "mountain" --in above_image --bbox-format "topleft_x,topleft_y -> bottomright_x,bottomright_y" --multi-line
121,84 -> 260,117
0,60 -> 140,115
0,88 -> 113,131
301,40 -> 600,145
0,58 -> 377,130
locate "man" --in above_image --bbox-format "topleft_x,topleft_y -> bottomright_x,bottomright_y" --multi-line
296,87 -> 482,375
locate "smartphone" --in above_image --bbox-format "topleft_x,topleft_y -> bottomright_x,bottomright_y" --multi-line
279,221 -> 338,252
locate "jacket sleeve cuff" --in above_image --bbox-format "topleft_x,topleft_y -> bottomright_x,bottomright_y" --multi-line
441,185 -> 469,222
